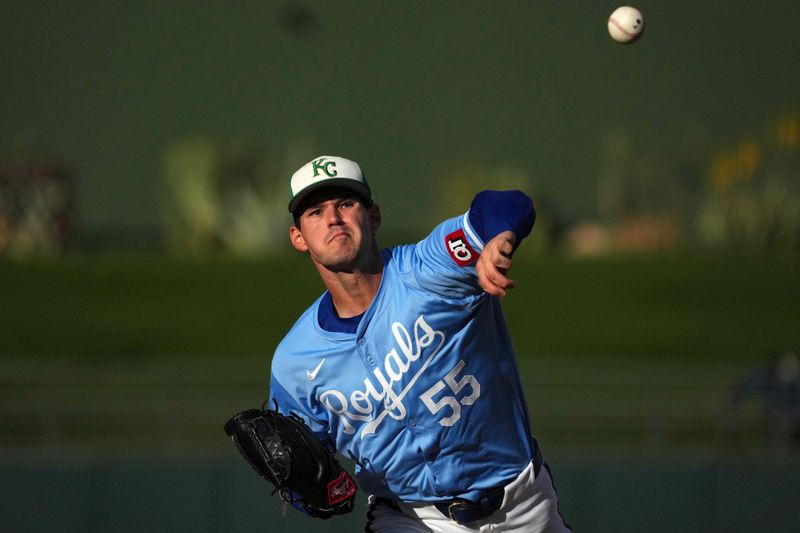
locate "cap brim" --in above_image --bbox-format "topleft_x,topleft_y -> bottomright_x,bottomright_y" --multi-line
288,178 -> 372,213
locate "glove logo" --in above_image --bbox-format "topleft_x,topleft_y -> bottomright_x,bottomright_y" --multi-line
327,470 -> 357,506
445,229 -> 479,267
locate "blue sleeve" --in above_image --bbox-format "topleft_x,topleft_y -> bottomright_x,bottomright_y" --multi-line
393,216 -> 483,301
269,373 -> 334,449
392,190 -> 535,300
467,190 -> 535,251
268,373 -> 305,416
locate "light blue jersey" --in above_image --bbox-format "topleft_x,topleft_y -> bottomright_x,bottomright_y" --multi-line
270,202 -> 535,503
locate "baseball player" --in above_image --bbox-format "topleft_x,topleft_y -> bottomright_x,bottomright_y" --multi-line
268,155 -> 570,532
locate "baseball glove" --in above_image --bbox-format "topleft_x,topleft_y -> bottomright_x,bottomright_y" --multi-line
223,403 -> 357,519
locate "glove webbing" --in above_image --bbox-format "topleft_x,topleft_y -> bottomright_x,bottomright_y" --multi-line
228,410 -> 285,498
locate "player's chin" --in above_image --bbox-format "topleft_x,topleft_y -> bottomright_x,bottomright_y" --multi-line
323,251 -> 360,271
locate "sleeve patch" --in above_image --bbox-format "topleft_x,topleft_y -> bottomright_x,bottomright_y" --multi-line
445,228 -> 479,266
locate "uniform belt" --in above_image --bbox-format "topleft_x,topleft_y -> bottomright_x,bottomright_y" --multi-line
434,442 -> 543,525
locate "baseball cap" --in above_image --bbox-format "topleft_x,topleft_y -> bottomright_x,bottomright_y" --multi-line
288,155 -> 372,213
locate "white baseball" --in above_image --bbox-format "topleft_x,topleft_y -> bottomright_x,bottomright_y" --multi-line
608,6 -> 645,44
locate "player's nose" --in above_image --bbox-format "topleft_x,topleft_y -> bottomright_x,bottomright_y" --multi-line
325,204 -> 344,225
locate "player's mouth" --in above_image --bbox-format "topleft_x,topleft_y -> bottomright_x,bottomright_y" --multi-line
328,231 -> 351,244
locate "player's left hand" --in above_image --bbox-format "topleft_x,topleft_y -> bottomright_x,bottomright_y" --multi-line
223,405 -> 357,518
476,230 -> 517,298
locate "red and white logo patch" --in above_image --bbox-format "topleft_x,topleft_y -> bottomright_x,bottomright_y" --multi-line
327,470 -> 357,506
445,229 -> 479,266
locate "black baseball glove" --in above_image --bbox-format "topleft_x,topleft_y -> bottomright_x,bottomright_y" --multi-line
223,403 -> 357,519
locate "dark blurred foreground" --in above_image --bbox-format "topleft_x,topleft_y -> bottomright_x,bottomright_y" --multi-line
2,451 -> 799,533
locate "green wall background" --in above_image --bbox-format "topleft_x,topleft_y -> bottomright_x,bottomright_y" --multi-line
3,1 -> 799,233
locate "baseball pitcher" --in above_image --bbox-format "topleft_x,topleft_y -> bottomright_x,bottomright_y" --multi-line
225,155 -> 570,532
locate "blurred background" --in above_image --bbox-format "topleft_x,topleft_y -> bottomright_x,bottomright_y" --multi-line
2,1 -> 799,531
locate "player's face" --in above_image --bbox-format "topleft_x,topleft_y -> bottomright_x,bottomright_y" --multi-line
290,189 -> 380,272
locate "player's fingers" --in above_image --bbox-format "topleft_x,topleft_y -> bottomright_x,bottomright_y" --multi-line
479,276 -> 506,298
484,275 -> 515,297
492,274 -> 516,291
492,253 -> 512,271
476,260 -> 499,296
497,238 -> 514,258
479,261 -> 516,296
487,265 -> 515,288
485,254 -> 515,286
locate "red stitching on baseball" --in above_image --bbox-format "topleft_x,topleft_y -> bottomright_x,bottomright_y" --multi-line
608,17 -> 636,38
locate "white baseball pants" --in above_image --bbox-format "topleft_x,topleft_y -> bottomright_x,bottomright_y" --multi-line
364,460 -> 571,532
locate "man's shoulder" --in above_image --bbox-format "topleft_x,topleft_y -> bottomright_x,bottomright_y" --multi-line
387,212 -> 482,270
382,243 -> 421,279
274,295 -> 324,356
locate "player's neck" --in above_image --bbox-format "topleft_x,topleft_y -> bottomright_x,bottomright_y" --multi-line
316,252 -> 383,318
324,270 -> 382,318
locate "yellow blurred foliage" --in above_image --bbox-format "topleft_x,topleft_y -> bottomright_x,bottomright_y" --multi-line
774,113 -> 800,151
701,108 -> 800,254
710,140 -> 762,193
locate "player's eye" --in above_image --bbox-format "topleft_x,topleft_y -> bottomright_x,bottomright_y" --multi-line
339,199 -> 355,209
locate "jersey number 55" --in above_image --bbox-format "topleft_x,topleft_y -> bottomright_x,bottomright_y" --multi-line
419,360 -> 481,427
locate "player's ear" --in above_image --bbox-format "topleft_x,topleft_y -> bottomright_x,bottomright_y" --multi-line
368,203 -> 381,234
289,225 -> 308,252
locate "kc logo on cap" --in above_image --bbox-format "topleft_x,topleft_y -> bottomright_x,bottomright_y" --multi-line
311,157 -> 338,178
289,155 -> 372,213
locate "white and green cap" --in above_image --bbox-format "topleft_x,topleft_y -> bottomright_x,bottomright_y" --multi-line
288,155 -> 372,213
